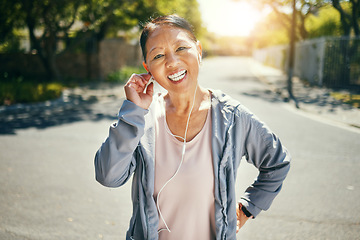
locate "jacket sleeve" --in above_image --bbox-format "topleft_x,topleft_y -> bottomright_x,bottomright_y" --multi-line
94,100 -> 148,188
237,109 -> 291,218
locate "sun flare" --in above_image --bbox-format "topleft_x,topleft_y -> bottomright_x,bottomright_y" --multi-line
199,0 -> 264,36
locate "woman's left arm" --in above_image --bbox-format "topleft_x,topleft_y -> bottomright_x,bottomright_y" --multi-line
237,111 -> 291,218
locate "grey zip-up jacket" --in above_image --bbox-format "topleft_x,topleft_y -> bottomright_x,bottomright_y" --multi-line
95,90 -> 291,240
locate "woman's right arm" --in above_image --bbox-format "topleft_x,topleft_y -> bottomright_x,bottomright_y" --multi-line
94,100 -> 148,187
94,73 -> 154,188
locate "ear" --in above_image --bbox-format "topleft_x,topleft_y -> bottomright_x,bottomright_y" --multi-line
196,41 -> 203,61
142,61 -> 149,72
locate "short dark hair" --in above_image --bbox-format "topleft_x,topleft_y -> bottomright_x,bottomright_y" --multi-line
140,15 -> 197,62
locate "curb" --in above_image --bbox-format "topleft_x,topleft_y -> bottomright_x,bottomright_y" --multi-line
0,83 -> 125,115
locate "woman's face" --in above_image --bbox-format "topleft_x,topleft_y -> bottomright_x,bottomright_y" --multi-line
143,26 -> 202,95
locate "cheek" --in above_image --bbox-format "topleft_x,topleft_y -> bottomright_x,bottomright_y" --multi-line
187,52 -> 201,70
148,62 -> 163,76
147,64 -> 167,84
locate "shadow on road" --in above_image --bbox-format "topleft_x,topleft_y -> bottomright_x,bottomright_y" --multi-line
0,97 -> 118,135
226,75 -> 285,104
234,74 -> 357,113
292,85 -> 355,111
241,90 -> 284,103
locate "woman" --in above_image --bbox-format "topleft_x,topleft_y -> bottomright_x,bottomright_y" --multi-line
94,15 -> 290,240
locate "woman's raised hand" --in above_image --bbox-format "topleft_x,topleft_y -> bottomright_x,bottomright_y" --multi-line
124,73 -> 154,109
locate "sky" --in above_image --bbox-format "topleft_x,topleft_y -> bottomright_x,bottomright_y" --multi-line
197,0 -> 265,37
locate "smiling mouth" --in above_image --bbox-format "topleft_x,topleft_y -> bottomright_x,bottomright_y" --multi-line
168,70 -> 187,82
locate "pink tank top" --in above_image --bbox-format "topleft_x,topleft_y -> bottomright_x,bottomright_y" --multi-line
154,102 -> 216,240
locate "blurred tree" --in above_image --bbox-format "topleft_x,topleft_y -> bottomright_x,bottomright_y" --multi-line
330,0 -> 359,86
246,0 -> 359,41
19,0 -> 85,81
79,0 -> 155,41
242,0 -> 358,89
0,0 -> 22,43
0,0 -> 26,52
288,0 -> 299,108
331,0 -> 359,36
244,0 -> 326,40
306,4 -> 343,37
77,0 -> 155,80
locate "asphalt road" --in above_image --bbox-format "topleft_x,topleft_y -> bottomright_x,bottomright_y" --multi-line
0,57 -> 359,240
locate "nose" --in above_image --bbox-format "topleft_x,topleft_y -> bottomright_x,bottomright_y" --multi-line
165,52 -> 179,68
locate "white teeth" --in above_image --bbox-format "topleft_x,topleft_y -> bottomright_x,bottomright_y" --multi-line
168,70 -> 186,81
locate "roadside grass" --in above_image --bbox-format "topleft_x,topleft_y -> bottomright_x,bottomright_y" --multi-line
0,65 -> 145,106
330,92 -> 360,108
0,77 -> 63,106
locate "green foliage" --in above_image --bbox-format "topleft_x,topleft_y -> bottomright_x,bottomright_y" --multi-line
80,0 -> 153,38
0,37 -> 21,53
0,28 -> 28,53
0,76 -> 63,105
0,0 -> 24,43
306,5 -> 343,38
106,66 -> 146,84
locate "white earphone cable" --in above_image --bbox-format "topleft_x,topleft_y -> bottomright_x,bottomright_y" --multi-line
157,84 -> 198,233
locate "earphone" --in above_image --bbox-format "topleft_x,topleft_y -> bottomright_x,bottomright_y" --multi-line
149,75 -> 154,83
145,75 -> 154,92
156,84 -> 198,234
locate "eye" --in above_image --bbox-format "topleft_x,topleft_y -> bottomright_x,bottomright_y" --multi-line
153,54 -> 164,60
176,46 -> 188,52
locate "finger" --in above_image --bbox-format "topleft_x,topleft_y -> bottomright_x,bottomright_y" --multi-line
236,220 -> 240,233
127,74 -> 147,92
126,81 -> 143,93
127,73 -> 147,85
139,72 -> 152,79
139,73 -> 152,84
135,75 -> 148,89
125,74 -> 138,88
145,82 -> 154,96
